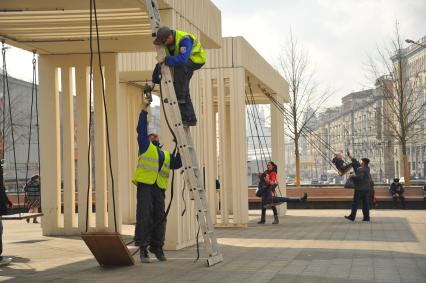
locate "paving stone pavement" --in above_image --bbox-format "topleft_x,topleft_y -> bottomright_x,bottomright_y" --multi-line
1,209 -> 426,283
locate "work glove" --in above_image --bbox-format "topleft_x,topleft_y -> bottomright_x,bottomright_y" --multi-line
156,54 -> 166,64
141,96 -> 151,112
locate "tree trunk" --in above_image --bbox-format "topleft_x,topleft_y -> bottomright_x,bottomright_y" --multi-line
401,142 -> 410,186
294,137 -> 301,186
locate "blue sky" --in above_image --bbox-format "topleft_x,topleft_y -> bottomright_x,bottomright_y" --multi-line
1,0 -> 426,106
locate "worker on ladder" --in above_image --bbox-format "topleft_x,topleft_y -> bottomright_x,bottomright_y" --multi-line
152,26 -> 206,127
0,145 -> 13,266
132,97 -> 182,263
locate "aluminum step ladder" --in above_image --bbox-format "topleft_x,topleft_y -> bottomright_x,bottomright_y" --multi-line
144,0 -> 223,267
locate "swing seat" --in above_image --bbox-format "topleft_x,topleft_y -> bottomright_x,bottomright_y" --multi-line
338,167 -> 352,176
2,212 -> 43,220
81,232 -> 135,266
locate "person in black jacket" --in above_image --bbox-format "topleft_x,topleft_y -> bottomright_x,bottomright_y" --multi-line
389,178 -> 405,209
24,175 -> 41,223
0,159 -> 13,266
344,156 -> 373,222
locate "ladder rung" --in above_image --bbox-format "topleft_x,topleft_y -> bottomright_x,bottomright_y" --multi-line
179,144 -> 193,149
183,166 -> 198,171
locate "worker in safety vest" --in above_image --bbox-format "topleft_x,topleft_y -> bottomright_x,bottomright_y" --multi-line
132,97 -> 182,263
152,26 -> 206,127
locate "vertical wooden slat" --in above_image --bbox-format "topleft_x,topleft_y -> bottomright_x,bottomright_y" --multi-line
217,69 -> 228,224
229,69 -> 239,223
93,63 -> 107,230
61,65 -> 76,229
39,56 -> 61,235
76,64 -> 92,231
104,54 -> 123,232
203,70 -> 217,224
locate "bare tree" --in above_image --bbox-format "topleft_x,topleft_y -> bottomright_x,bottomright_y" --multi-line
369,23 -> 426,185
0,93 -> 32,154
277,31 -> 331,186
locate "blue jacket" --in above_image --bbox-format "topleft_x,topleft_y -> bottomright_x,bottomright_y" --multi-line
389,183 -> 404,195
151,37 -> 193,84
137,110 -> 182,170
165,37 -> 193,67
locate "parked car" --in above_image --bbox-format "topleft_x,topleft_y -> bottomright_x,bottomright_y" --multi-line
311,179 -> 319,185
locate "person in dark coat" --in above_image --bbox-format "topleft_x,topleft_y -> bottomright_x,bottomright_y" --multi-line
257,167 -> 307,225
0,149 -> 13,266
389,178 -> 405,209
24,175 -> 41,223
344,156 -> 373,222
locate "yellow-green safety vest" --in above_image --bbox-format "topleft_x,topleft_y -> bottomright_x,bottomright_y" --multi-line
132,143 -> 171,190
166,30 -> 206,65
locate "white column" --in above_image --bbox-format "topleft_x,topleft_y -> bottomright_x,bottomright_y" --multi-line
93,64 -> 108,230
39,56 -> 61,235
76,63 -> 92,232
61,65 -> 76,230
271,94 -> 286,216
229,68 -> 248,226
104,54 -> 124,233
217,69 -> 230,225
120,83 -> 139,224
202,70 -> 218,224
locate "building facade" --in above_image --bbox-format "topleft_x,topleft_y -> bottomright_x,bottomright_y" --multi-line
309,89 -> 395,182
391,36 -> 426,178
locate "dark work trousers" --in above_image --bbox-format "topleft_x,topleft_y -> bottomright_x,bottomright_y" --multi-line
349,190 -> 370,220
173,60 -> 204,122
261,189 -> 278,217
392,193 -> 406,208
134,183 -> 166,250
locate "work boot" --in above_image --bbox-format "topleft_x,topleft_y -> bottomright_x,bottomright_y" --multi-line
301,193 -> 308,202
149,246 -> 167,262
272,215 -> 279,224
140,247 -> 150,263
344,215 -> 355,222
257,214 -> 265,224
182,118 -> 197,127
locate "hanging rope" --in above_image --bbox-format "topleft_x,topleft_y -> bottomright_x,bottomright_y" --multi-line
247,78 -> 271,161
86,0 -> 118,232
24,52 -> 37,186
245,92 -> 265,173
2,42 -> 22,215
244,82 -> 284,196
258,86 -> 342,174
245,86 -> 270,172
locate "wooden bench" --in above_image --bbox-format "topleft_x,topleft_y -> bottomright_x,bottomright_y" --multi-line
7,192 -> 97,206
248,186 -> 425,204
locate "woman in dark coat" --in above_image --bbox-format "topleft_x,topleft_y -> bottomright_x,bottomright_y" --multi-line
24,175 -> 41,223
258,162 -> 307,224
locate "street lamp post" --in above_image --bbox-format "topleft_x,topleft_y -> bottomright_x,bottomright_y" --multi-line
405,39 -> 426,49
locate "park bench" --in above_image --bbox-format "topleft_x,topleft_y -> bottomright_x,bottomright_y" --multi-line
248,186 -> 424,208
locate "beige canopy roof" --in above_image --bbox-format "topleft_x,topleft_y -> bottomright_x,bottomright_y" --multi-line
0,0 -> 221,54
